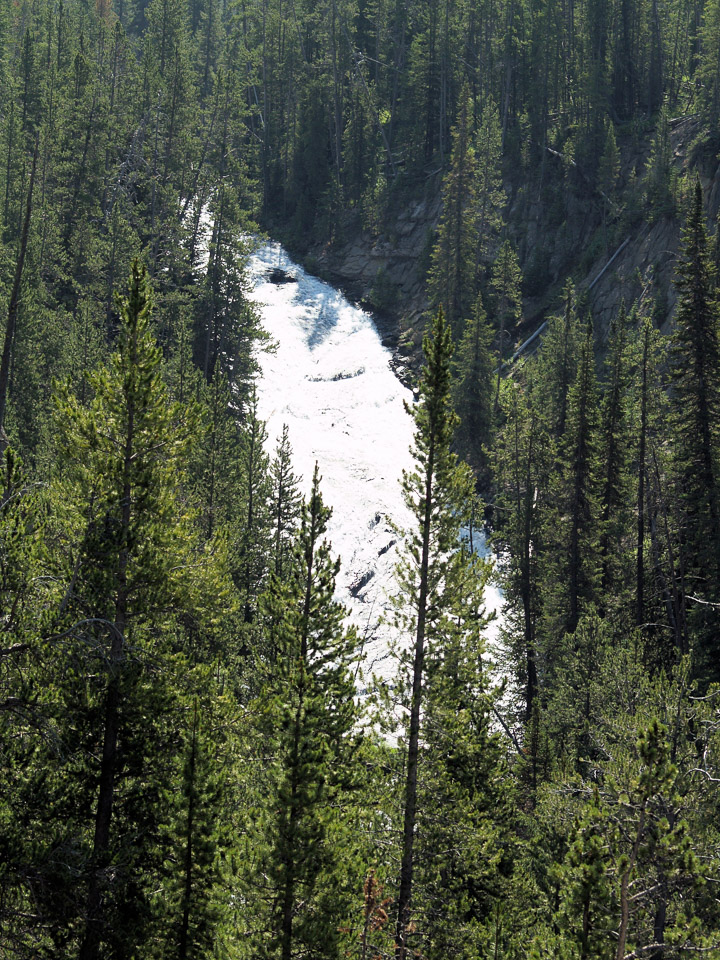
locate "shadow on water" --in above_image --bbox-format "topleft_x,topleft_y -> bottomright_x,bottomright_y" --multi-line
259,241 -> 349,352
297,283 -> 343,351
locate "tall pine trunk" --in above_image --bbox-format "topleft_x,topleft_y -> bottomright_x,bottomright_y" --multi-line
395,432 -> 434,959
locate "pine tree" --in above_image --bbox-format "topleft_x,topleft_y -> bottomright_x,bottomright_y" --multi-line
490,239 -> 523,409
713,220 -> 720,287
635,317 -> 651,629
415,551 -> 516,958
491,376 -> 552,726
557,789 -> 613,959
644,105 -> 675,217
195,187 -> 264,388
194,364 -> 241,538
629,316 -> 684,662
562,319 -> 602,634
597,121 -> 620,251
669,181 -> 720,679
19,29 -> 41,136
428,85 -> 478,333
235,389 -> 272,625
0,448 -> 59,955
542,318 -> 601,643
597,120 -> 620,202
391,307 -> 482,958
269,423 -> 302,578
152,699 -> 228,960
598,303 -> 632,602
536,281 -> 582,440
698,0 -> 720,127
491,286 -> 581,727
539,662 -> 720,957
474,98 -> 505,274
452,292 -> 494,481
0,138 -> 37,451
583,0 -> 610,160
55,262 -> 225,960
246,466 -> 362,960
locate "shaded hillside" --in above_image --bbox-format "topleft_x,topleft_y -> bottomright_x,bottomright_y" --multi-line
288,115 -> 720,368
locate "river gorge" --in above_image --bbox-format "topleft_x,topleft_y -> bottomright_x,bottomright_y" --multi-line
247,242 -> 502,680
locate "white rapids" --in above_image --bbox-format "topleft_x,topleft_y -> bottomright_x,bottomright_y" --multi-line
248,242 -> 502,678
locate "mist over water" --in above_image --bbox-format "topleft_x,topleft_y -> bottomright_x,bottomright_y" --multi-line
248,242 -> 502,678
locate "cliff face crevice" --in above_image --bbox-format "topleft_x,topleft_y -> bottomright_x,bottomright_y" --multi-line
288,117 -> 720,370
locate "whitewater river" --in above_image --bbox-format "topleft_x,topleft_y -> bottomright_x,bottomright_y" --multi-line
248,242 -> 502,679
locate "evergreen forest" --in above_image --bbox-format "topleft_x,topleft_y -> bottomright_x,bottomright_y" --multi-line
0,0 -> 719,956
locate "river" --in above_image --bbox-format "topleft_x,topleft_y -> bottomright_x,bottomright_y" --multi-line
248,242 -> 502,678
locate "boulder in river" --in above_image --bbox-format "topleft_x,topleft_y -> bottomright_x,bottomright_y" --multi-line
269,266 -> 297,284
349,569 -> 375,598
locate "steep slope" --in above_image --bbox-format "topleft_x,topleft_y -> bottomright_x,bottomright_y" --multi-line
287,116 -> 720,369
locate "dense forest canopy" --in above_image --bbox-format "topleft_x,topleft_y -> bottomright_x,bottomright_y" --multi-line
0,0 -> 719,957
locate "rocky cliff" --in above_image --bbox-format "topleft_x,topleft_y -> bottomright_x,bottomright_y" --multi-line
289,116 -> 720,372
